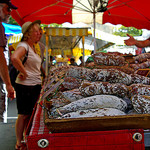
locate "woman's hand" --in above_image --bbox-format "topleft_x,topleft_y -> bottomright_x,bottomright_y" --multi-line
18,72 -> 28,80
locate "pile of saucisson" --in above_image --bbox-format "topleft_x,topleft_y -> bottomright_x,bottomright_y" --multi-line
43,52 -> 150,119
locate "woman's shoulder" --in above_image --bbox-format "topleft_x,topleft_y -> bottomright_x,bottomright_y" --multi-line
17,42 -> 29,51
17,41 -> 27,46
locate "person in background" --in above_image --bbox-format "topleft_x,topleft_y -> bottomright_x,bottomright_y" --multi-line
34,27 -> 45,62
124,34 -> 150,48
49,55 -> 55,67
42,55 -> 55,75
69,57 -> 77,66
142,48 -> 146,53
79,56 -> 84,67
0,0 -> 17,122
85,50 -> 94,65
11,20 -> 42,150
35,27 -> 46,80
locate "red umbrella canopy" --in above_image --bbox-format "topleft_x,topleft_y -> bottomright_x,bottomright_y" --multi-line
11,0 -> 150,30
103,0 -> 150,30
11,0 -> 73,26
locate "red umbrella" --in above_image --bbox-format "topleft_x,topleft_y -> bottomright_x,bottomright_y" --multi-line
11,0 -> 150,30
103,0 -> 150,30
11,0 -> 73,26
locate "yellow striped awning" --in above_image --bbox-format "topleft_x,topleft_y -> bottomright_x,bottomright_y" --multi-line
45,27 -> 89,37
8,33 -> 22,44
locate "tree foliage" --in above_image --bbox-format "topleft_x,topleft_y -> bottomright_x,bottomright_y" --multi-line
113,25 -> 143,37
41,23 -> 62,29
8,16 -> 19,25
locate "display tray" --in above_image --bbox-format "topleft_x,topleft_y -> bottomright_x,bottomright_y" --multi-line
44,101 -> 150,133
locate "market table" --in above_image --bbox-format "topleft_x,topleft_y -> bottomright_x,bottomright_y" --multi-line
25,100 -> 145,150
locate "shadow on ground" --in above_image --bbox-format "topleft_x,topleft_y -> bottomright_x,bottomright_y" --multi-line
0,120 -> 16,150
0,98 -> 17,150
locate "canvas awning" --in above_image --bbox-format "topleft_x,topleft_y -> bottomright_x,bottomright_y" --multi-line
7,33 -> 22,44
2,23 -> 22,44
46,27 -> 89,36
44,27 -> 89,54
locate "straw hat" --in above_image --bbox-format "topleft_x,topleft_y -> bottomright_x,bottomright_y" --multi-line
22,20 -> 41,35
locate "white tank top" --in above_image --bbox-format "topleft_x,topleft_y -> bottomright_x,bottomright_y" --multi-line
16,42 -> 42,86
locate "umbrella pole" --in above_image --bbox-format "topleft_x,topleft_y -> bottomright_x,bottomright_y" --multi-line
82,36 -> 85,66
93,8 -> 96,54
45,34 -> 49,77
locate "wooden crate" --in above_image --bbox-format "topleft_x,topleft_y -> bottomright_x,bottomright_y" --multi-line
44,100 -> 150,133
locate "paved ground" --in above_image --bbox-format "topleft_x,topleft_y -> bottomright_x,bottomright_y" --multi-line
0,98 -> 17,150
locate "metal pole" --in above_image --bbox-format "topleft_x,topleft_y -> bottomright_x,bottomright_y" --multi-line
45,34 -> 49,76
82,36 -> 85,66
93,4 -> 96,54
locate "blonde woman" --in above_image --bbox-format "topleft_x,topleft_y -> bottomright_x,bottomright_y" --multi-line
11,20 -> 42,150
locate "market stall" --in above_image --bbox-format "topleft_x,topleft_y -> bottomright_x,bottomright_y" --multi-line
44,27 -> 89,75
24,51 -> 150,149
8,0 -> 150,149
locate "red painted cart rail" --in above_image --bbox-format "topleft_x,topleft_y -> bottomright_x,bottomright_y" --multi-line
25,102 -> 145,150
